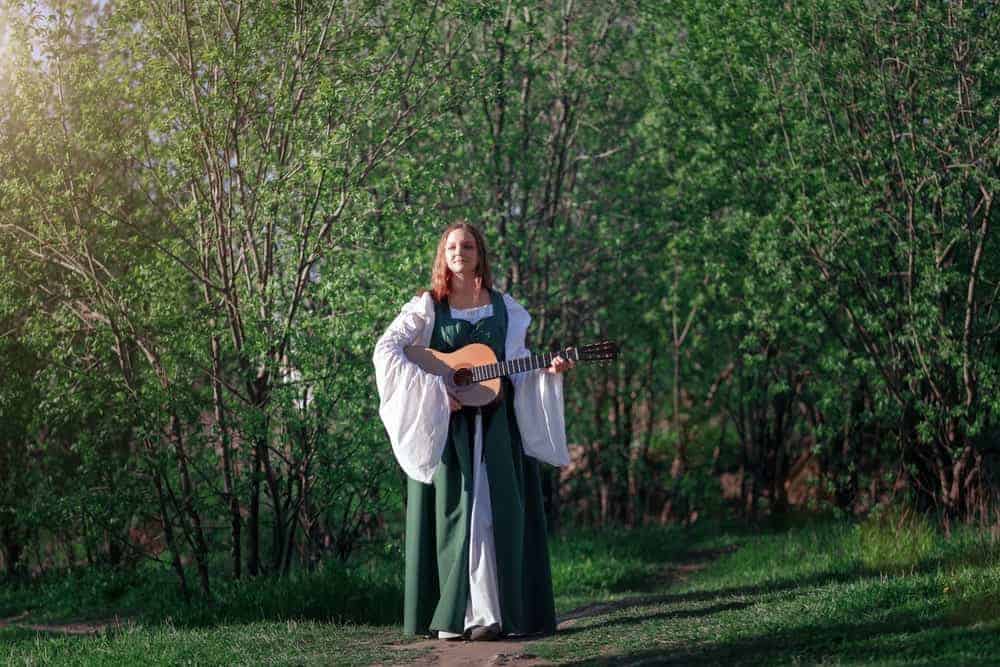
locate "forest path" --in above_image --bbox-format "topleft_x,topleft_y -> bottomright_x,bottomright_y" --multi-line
386,546 -> 735,666
0,610 -> 123,636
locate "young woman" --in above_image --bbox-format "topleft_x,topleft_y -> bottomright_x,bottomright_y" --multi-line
373,222 -> 573,641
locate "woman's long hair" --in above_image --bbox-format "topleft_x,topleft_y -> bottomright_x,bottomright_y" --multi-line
429,222 -> 493,303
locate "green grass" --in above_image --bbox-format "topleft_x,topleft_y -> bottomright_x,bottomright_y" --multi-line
532,514 -> 1000,665
548,523 -> 736,613
0,555 -> 415,666
0,621 -> 422,666
0,553 -> 405,627
3,515 -> 1000,665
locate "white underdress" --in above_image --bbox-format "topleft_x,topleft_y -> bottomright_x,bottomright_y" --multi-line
443,303 -> 500,637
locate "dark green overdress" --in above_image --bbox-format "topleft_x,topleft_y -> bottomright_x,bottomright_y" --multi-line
403,289 -> 557,637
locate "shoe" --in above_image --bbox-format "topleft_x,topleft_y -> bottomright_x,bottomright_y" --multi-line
469,623 -> 500,641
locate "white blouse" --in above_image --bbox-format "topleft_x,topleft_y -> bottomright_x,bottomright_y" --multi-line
372,291 -> 570,484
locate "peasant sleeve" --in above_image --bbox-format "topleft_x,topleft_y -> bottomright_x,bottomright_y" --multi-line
373,293 -> 452,483
503,293 -> 570,467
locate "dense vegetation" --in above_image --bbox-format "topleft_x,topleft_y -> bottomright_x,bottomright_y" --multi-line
2,0 -> 999,618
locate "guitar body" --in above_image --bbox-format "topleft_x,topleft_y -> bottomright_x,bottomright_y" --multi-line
404,343 -> 503,407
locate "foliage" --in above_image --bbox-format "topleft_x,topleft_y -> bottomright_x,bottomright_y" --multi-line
2,0 -> 1000,610
0,0 -> 482,594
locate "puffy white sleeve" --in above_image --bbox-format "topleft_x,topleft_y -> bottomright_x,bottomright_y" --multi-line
373,293 -> 452,484
503,293 -> 570,467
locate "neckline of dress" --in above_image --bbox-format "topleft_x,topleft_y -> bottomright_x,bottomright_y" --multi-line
450,303 -> 493,314
447,288 -> 495,313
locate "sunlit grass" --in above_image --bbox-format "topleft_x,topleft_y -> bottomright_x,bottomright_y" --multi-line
857,505 -> 939,574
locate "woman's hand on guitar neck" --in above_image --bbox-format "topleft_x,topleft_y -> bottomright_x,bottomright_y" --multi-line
546,355 -> 575,374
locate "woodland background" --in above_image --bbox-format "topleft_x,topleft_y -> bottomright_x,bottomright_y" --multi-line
1,0 -> 999,604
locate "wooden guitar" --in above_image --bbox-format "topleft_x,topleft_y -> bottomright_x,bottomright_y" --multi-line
404,341 -> 618,407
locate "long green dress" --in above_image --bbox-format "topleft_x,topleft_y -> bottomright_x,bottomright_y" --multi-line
403,288 -> 557,637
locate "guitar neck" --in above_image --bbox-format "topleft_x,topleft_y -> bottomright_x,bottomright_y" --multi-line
471,348 -> 579,383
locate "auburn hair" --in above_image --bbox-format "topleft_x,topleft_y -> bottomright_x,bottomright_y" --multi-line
428,222 -> 494,303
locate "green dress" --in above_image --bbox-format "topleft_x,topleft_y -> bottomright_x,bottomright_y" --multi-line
403,289 -> 557,637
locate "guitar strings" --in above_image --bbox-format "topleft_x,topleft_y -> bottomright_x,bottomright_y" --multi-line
473,350 -> 565,382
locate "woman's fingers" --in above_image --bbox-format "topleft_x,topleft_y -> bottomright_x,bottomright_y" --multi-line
448,394 -> 462,411
547,355 -> 575,374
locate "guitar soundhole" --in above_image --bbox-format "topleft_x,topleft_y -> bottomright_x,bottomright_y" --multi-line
453,368 -> 473,387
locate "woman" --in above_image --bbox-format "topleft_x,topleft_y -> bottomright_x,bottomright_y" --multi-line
373,222 -> 573,641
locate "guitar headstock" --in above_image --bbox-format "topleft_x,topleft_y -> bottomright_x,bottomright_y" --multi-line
571,340 -> 619,364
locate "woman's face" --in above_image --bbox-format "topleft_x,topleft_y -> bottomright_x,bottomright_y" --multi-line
444,228 -> 479,277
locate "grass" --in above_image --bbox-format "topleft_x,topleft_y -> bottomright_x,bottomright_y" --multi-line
0,553 -> 412,666
0,621 -> 422,666
2,513 -> 1000,665
548,523 -> 737,612
0,551 -> 405,627
531,512 -> 1000,665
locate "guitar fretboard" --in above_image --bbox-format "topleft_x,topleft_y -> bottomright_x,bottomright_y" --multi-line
471,349 -> 576,383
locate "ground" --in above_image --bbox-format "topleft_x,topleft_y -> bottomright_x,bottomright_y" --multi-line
3,519 -> 1000,665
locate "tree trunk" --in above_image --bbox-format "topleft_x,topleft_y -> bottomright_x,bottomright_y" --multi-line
169,413 -> 211,597
210,328 -> 241,579
247,442 -> 262,577
0,525 -> 24,579
151,465 -> 189,601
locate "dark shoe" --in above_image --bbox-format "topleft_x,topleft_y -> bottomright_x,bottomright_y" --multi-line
469,623 -> 500,641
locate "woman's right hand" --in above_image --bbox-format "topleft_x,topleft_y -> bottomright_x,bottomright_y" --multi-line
448,394 -> 462,412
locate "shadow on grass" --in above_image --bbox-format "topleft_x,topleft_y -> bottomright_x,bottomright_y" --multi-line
0,626 -> 49,642
558,542 -> 992,620
557,600 -> 754,638
558,612 -> 1000,666
547,543 -> 1000,665
557,564 -> 864,629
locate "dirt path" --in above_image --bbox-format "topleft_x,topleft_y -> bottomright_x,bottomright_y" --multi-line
389,546 -> 736,666
398,637 -> 545,667
0,611 -> 123,636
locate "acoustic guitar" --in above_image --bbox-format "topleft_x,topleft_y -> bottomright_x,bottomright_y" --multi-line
404,341 -> 618,407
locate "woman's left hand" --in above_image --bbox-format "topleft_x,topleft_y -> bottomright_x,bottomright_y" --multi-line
546,355 -> 575,374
